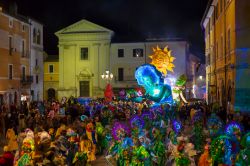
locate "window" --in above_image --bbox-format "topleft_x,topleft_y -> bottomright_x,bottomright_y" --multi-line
220,0 -> 223,12
80,48 -> 88,60
37,29 -> 41,44
9,36 -> 12,55
22,66 -> 25,80
8,65 -> 13,80
36,75 -> 38,84
33,28 -> 37,43
212,12 -> 215,26
118,49 -> 124,57
35,59 -> 38,66
226,0 -> 231,6
133,48 -> 143,57
221,36 -> 224,58
22,24 -> 25,32
118,68 -> 124,81
215,4 -> 218,20
49,65 -> 54,73
216,42 -> 219,59
227,29 -> 231,54
9,18 -> 13,28
21,40 -> 25,57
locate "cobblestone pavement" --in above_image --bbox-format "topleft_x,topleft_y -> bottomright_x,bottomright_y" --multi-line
92,155 -> 108,166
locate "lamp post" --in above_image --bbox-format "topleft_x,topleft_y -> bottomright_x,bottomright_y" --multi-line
101,70 -> 114,102
101,70 -> 113,83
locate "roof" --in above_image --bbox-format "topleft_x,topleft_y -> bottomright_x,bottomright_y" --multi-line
55,19 -> 114,36
200,0 -> 213,29
28,16 -> 44,25
45,55 -> 59,62
112,37 -> 188,44
0,2 -> 29,24
2,11 -> 29,24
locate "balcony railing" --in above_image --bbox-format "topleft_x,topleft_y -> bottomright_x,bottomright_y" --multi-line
20,75 -> 33,85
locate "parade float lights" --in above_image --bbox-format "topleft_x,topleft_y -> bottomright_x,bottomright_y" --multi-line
135,45 -> 190,105
153,88 -> 160,95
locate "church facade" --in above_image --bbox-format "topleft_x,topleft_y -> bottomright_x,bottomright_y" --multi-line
55,19 -> 113,99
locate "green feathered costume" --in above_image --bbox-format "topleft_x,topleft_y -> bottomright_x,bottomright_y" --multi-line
131,145 -> 150,166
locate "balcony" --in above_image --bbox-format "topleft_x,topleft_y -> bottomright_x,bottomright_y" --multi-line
206,55 -> 210,66
114,76 -> 136,82
20,75 -> 33,85
21,52 -> 29,58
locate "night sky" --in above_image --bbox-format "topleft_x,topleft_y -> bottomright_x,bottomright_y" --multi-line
2,0 -> 209,62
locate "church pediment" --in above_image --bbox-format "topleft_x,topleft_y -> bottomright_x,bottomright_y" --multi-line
76,68 -> 93,80
55,19 -> 114,36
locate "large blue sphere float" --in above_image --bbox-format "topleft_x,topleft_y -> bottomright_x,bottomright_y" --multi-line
135,64 -> 173,104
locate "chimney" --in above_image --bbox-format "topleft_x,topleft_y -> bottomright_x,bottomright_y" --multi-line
9,2 -> 18,16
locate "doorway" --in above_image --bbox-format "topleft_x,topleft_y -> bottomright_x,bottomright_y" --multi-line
79,81 -> 90,97
48,88 -> 56,100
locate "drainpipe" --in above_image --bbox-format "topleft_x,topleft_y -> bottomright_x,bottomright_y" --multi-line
75,45 -> 77,97
29,20 -> 32,103
223,3 -> 227,111
97,44 -> 100,88
144,42 -> 147,64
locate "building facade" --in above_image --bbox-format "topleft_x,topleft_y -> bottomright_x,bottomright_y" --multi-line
53,20 -> 203,100
110,40 -> 201,99
43,55 -> 59,100
55,19 -> 114,99
0,6 -> 31,106
202,0 -> 250,112
29,18 -> 44,101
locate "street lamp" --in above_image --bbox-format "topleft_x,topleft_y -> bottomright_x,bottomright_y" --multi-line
101,70 -> 113,83
101,70 -> 114,101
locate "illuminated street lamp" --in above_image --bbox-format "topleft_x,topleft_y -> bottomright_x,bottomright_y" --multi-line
101,70 -> 114,102
101,70 -> 113,83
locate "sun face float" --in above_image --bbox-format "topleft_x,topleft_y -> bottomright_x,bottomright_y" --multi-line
149,46 -> 175,76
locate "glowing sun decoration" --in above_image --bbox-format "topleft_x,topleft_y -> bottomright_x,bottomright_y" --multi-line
149,46 -> 175,76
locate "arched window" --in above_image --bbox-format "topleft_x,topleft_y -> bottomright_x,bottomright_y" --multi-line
37,29 -> 41,44
33,28 -> 37,43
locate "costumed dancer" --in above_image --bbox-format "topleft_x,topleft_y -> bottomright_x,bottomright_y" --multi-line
95,116 -> 105,154
6,128 -> 18,152
86,121 -> 97,162
235,132 -> 250,165
73,134 -> 91,166
174,136 -> 191,166
66,128 -> 79,166
16,133 -> 35,166
131,137 -> 150,166
150,128 -> 166,165
198,144 -> 212,166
